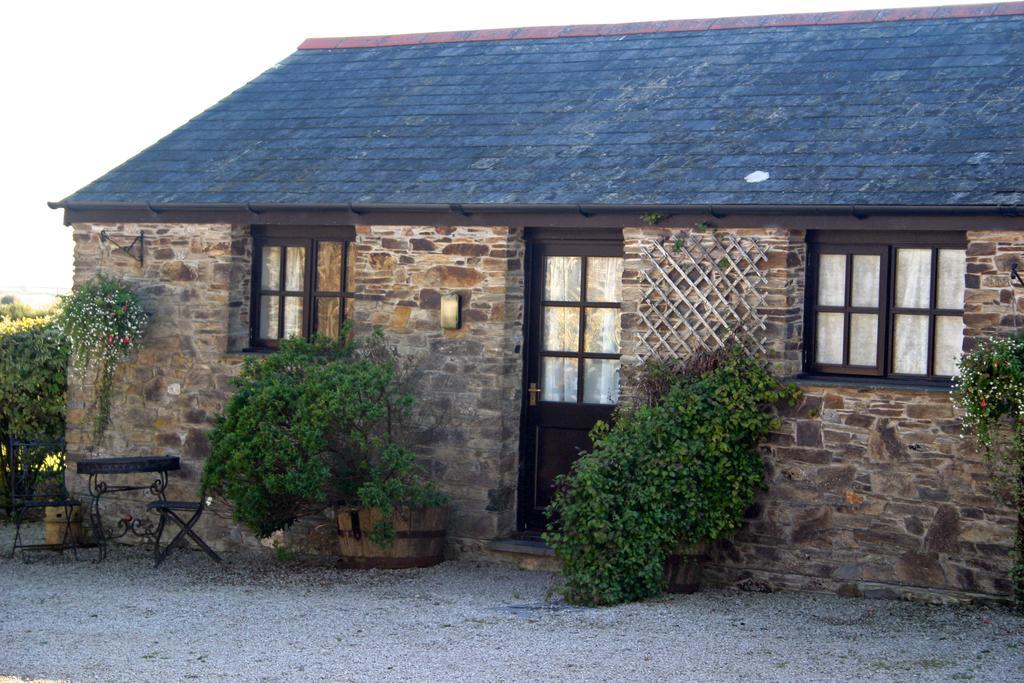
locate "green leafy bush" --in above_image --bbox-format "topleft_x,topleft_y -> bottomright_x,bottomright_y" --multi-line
0,296 -> 49,322
202,333 -> 445,541
55,275 -> 147,443
952,334 -> 1024,608
544,349 -> 799,606
0,316 -> 68,511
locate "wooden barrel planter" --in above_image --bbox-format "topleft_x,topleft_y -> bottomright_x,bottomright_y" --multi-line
664,542 -> 708,594
336,505 -> 449,569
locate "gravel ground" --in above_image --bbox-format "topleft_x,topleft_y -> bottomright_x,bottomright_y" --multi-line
1,523 -> 1022,682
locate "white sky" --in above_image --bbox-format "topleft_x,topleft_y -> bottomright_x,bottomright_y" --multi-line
0,0 -> 982,298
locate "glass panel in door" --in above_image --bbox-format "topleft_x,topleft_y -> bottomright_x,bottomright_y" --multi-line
537,255 -> 623,405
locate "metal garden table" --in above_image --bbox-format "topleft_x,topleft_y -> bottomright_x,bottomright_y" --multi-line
76,455 -> 181,560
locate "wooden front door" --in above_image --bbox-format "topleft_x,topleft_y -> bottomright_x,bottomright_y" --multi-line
519,235 -> 624,531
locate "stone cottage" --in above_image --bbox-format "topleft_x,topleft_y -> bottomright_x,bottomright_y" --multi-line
52,3 -> 1024,601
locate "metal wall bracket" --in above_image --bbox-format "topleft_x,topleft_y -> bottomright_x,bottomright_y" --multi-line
1012,261 -> 1024,288
100,230 -> 144,265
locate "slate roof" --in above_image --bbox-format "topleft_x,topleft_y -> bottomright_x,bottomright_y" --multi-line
60,4 -> 1024,209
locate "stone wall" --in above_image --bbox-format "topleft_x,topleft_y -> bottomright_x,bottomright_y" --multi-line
621,225 -> 1021,601
67,222 -> 254,549
712,385 -> 1014,601
66,218 -> 1021,600
349,225 -> 525,551
964,230 -> 1024,348
66,221 -> 525,555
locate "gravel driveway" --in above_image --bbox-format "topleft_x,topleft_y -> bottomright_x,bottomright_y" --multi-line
1,524 -> 1021,682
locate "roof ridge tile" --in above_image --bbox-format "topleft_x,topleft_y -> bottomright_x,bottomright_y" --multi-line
298,2 -> 1023,50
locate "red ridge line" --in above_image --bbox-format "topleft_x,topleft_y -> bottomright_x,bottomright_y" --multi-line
296,2 -> 1024,50
299,2 -> 1024,50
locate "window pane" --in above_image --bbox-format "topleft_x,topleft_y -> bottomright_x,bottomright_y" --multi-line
584,308 -> 620,353
851,255 -> 880,307
583,359 -> 620,405
542,357 -> 578,403
817,254 -> 846,306
261,247 -> 281,290
585,257 -> 623,302
285,247 -> 306,291
259,296 -> 279,339
543,307 -> 579,352
544,257 -> 581,301
317,242 -> 343,292
815,312 -> 844,364
283,297 -> 304,338
934,316 -> 965,376
936,249 -> 966,310
316,298 -> 341,339
895,249 -> 932,309
848,313 -> 878,367
893,314 -> 929,374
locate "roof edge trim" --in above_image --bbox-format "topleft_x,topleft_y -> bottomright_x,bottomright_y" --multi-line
298,2 -> 1024,50
48,200 -> 1024,218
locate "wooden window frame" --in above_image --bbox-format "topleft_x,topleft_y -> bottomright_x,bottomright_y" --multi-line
804,231 -> 966,383
249,225 -> 355,349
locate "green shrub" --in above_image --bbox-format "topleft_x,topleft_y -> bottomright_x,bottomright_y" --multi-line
0,316 -> 68,511
202,333 -> 445,541
0,297 -> 49,322
952,334 -> 1024,609
544,349 -> 799,606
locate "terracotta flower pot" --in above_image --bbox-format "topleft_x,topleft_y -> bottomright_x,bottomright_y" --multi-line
336,505 -> 449,569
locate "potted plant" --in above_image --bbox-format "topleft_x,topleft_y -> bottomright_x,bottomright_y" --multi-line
544,348 -> 800,606
55,274 -> 147,445
952,334 -> 1024,609
335,442 -> 449,568
202,331 -> 449,568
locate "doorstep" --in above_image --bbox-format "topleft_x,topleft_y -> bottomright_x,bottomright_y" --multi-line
485,535 -> 559,572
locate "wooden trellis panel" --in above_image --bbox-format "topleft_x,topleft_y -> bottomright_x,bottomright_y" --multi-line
636,232 -> 768,359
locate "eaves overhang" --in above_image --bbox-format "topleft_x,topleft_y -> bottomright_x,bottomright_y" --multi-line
47,199 -> 1024,220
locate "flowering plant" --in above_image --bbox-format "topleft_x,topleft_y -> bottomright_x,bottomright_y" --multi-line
952,333 -> 1024,609
55,274 -> 147,443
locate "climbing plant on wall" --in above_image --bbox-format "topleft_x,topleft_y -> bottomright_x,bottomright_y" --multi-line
56,274 -> 147,445
545,348 -> 799,606
953,334 -> 1024,609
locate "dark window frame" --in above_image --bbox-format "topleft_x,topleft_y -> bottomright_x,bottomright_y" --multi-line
804,231 -> 966,383
249,225 -> 356,349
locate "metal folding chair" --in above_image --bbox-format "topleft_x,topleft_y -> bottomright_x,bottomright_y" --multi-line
146,499 -> 222,567
8,438 -> 81,559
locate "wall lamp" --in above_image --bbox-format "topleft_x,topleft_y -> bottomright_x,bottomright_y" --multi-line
440,293 -> 462,330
